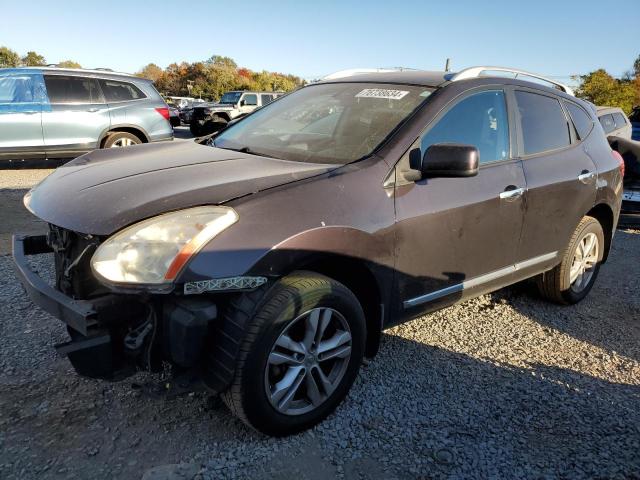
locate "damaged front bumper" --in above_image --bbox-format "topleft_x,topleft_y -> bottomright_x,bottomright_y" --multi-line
12,234 -> 218,381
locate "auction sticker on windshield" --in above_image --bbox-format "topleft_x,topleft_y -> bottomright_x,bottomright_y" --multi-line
355,89 -> 409,100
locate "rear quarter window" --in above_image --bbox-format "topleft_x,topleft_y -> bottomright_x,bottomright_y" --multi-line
565,102 -> 594,140
599,114 -> 615,134
515,91 -> 571,156
613,112 -> 628,128
99,79 -> 146,102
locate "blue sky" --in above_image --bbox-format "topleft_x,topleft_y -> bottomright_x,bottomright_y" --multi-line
2,0 -> 638,83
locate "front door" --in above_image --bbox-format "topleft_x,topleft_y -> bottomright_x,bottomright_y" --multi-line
42,74 -> 111,156
0,72 -> 46,159
393,88 -> 526,321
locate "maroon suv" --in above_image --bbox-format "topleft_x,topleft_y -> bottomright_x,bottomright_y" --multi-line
13,67 -> 623,436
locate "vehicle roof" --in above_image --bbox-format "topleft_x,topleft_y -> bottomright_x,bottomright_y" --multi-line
596,106 -> 625,114
0,66 -> 147,82
317,70 -> 449,87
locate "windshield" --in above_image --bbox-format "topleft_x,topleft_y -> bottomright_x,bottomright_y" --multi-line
214,83 -> 431,164
219,92 -> 242,104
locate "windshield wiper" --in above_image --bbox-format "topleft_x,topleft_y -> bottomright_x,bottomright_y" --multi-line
215,144 -> 279,159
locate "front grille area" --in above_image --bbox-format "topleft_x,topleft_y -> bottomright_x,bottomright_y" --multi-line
47,224 -> 106,299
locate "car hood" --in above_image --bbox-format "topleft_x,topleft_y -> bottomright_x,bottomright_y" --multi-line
26,141 -> 336,235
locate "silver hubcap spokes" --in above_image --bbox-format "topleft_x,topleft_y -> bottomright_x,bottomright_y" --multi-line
111,137 -> 135,147
569,232 -> 599,292
265,307 -> 352,416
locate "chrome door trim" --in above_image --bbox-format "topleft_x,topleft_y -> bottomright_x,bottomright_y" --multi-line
403,251 -> 558,309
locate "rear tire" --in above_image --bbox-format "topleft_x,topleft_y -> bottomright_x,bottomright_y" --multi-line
102,132 -> 142,148
103,132 -> 142,148
218,271 -> 366,436
537,216 -> 604,304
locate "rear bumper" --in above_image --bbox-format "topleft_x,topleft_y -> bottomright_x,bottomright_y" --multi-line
12,234 -> 97,336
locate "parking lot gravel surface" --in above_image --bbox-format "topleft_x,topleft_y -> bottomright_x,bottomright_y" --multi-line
1,169 -> 639,480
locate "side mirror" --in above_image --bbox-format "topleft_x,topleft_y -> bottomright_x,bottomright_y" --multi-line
239,100 -> 246,107
419,143 -> 479,178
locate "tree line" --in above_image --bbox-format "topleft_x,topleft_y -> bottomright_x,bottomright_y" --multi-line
1,45 -> 639,113
136,56 -> 304,100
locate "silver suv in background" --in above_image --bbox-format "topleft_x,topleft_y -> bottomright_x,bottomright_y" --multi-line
597,106 -> 632,139
0,67 -> 173,162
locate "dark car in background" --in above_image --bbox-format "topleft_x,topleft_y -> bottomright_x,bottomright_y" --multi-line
630,107 -> 640,141
0,67 -> 173,161
13,66 -> 622,436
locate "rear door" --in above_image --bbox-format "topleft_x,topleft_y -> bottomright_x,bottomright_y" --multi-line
515,89 -> 596,268
0,71 -> 46,158
42,75 -> 111,156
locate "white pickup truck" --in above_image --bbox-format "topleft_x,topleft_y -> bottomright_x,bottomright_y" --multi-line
190,90 -> 283,136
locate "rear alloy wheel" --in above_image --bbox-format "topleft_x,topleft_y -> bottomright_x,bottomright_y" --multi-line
220,271 -> 366,436
537,216 -> 604,304
103,132 -> 142,148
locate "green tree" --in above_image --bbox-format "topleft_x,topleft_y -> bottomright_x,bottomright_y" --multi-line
634,54 -> 640,77
576,69 -> 636,114
137,63 -> 163,82
0,46 -> 20,67
21,51 -> 46,66
57,60 -> 82,68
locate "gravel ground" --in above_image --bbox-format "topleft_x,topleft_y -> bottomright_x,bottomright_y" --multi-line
0,170 -> 639,480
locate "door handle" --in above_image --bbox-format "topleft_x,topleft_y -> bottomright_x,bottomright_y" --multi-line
86,108 -> 99,113
578,170 -> 596,184
499,186 -> 525,201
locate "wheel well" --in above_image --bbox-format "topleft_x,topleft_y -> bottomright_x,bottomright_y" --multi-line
213,112 -> 231,122
587,203 -> 614,262
300,256 -> 383,359
100,127 -> 148,147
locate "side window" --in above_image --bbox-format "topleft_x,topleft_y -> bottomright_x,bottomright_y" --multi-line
565,102 -> 594,140
613,112 -> 628,128
420,90 -> 509,164
0,74 -> 45,104
261,94 -> 274,105
99,79 -> 145,102
242,94 -> 258,106
599,114 -> 615,134
44,76 -> 103,104
515,91 -> 570,155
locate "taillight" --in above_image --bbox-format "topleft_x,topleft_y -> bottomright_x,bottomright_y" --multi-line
612,150 -> 624,177
155,107 -> 170,121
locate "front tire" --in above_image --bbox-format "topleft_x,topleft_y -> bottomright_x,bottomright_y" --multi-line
537,216 -> 604,304
220,271 -> 366,436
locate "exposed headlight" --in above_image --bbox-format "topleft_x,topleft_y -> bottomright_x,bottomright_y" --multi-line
91,206 -> 238,285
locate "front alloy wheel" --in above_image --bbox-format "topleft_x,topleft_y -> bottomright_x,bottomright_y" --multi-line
219,271 -> 366,436
265,307 -> 352,416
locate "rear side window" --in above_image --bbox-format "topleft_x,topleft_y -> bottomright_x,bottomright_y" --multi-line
99,79 -> 145,102
420,90 -> 509,164
261,94 -> 274,105
44,75 -> 103,104
599,114 -> 615,134
613,112 -> 628,128
565,102 -> 594,140
515,91 -> 570,155
242,94 -> 258,106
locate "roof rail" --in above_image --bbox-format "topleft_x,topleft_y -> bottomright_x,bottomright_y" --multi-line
322,67 -> 415,81
450,66 -> 574,96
